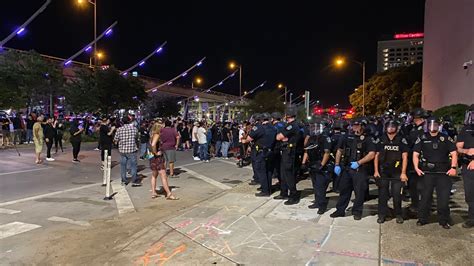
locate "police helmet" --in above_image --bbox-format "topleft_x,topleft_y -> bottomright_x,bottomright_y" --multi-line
271,112 -> 282,120
252,113 -> 261,121
384,120 -> 399,130
285,106 -> 298,118
465,104 -> 474,125
332,119 -> 348,130
261,112 -> 271,121
352,117 -> 368,126
411,108 -> 428,119
426,116 -> 441,132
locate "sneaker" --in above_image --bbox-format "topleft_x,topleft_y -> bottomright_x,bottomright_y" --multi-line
94,148 -> 100,151
46,158 -> 55,161
139,157 -> 144,161
193,156 -> 200,161
204,160 -> 210,163
131,183 -> 142,187
396,216 -> 404,224
72,159 -> 80,163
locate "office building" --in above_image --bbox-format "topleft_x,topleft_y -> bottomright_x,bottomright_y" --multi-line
377,33 -> 424,72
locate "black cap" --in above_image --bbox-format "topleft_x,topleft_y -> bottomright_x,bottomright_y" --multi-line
261,113 -> 271,121
271,112 -> 282,120
285,106 -> 298,117
427,116 -> 440,123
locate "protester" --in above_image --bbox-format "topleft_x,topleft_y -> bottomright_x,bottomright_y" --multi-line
114,116 -> 141,186
149,122 -> 179,200
33,115 -> 44,164
26,114 -> 35,144
69,119 -> 84,163
139,122 -> 150,160
43,117 -> 56,161
100,116 -> 115,167
160,120 -> 180,178
1,116 -> 12,147
220,122 -> 232,159
197,122 -> 209,162
192,121 -> 200,160
54,118 -> 64,153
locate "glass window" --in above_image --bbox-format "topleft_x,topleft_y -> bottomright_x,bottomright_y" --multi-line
384,58 -> 388,62
396,53 -> 401,56
417,56 -> 422,60
396,48 -> 401,51
417,52 -> 423,55
403,48 -> 408,51
410,48 -> 416,51
397,58 -> 401,61
417,47 -> 423,50
389,48 -> 395,51
389,53 -> 395,56
403,57 -> 408,60
383,49 -> 389,52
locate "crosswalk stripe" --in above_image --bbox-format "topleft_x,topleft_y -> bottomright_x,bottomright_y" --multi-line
0,208 -> 21,214
47,216 -> 91,227
111,182 -> 136,215
0,222 -> 41,240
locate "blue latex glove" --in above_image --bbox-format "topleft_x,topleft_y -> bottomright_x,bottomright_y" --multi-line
334,165 -> 342,176
350,161 -> 360,170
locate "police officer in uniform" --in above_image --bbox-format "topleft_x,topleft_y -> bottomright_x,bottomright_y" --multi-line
302,117 -> 332,214
456,104 -> 474,228
272,112 -> 285,187
331,117 -> 376,220
413,117 -> 458,229
243,113 -> 277,197
249,113 -> 262,186
374,120 -> 409,224
330,120 -> 348,193
275,107 -> 301,205
406,108 -> 428,213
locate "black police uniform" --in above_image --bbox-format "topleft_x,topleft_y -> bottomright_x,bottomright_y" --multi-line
306,134 -> 332,211
249,122 -> 276,195
457,124 -> 474,226
273,120 -> 286,184
407,122 -> 426,210
249,121 -> 262,185
330,122 -> 347,193
376,133 -> 409,220
413,132 -> 456,225
279,120 -> 301,202
334,132 -> 376,217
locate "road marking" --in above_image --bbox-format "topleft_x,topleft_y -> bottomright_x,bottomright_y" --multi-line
47,216 -> 91,227
217,158 -> 252,169
180,167 -> 232,190
0,222 -> 41,240
0,183 -> 101,207
111,182 -> 136,215
0,208 -> 21,214
0,167 -> 53,176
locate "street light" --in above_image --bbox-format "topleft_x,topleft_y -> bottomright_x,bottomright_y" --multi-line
192,77 -> 202,89
334,56 -> 366,116
229,61 -> 242,98
95,51 -> 104,65
278,83 -> 288,105
76,0 -> 97,67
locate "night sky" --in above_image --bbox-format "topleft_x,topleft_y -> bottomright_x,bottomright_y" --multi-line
1,0 -> 425,107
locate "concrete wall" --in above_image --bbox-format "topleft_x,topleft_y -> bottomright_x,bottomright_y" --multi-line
422,0 -> 474,110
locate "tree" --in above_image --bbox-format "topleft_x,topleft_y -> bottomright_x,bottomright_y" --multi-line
433,104 -> 468,125
349,64 -> 422,115
141,93 -> 181,119
64,66 -> 146,114
0,50 -> 64,110
246,90 -> 286,115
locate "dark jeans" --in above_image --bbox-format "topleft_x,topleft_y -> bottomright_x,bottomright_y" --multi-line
418,173 -> 452,224
336,168 -> 368,215
254,151 -> 273,194
280,148 -> 298,199
101,144 -> 112,162
120,152 -> 138,183
378,172 -> 403,218
408,172 -> 423,209
46,139 -> 53,158
71,141 -> 81,160
192,141 -> 199,157
55,134 -> 63,152
463,167 -> 474,222
199,143 -> 209,160
310,168 -> 331,210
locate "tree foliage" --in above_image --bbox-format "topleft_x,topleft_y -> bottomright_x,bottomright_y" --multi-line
141,93 -> 180,119
246,90 -> 286,114
64,66 -> 146,114
433,104 -> 469,125
0,50 -> 64,109
349,64 -> 422,115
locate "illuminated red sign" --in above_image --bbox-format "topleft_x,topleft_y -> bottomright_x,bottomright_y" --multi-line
394,33 -> 424,39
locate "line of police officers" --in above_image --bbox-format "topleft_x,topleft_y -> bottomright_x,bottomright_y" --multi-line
242,105 -> 474,229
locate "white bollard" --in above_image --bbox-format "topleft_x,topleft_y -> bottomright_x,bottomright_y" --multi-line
102,150 -> 108,186
104,154 -> 113,200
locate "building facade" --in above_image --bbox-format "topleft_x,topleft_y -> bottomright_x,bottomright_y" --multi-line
422,0 -> 474,110
377,34 -> 424,72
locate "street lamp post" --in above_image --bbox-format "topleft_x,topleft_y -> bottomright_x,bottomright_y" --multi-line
229,62 -> 242,98
192,77 -> 202,89
278,83 -> 288,104
77,0 -> 97,67
334,57 -> 366,116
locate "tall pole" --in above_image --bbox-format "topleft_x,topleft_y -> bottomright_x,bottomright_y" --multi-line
289,93 -> 293,107
362,61 -> 366,116
93,0 -> 97,67
239,65 -> 242,98
285,87 -> 288,104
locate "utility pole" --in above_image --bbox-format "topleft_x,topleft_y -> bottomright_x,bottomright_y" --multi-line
304,90 -> 310,118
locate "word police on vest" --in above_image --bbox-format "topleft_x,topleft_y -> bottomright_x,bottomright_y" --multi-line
384,145 -> 400,151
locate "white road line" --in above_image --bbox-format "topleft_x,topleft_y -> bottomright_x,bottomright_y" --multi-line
0,222 -> 41,240
217,158 -> 252,169
0,183 -> 101,207
0,208 -> 21,214
111,182 -> 136,215
47,216 -> 91,227
180,167 -> 232,190
0,167 -> 53,176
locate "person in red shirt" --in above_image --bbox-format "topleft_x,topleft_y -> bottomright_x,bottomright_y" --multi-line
160,120 -> 180,178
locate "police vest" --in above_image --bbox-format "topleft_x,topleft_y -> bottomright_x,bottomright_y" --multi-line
379,134 -> 404,165
307,135 -> 324,164
342,134 -> 369,165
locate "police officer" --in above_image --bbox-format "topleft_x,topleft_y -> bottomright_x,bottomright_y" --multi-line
275,107 -> 301,205
244,113 -> 276,197
406,107 -> 428,213
330,120 -> 348,193
413,116 -> 458,229
331,117 -> 376,220
441,116 -> 458,140
249,113 -> 262,186
302,117 -> 332,214
272,112 -> 285,187
456,104 -> 474,228
374,120 -> 409,224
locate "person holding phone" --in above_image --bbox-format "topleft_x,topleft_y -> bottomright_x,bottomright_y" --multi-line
70,119 -> 84,163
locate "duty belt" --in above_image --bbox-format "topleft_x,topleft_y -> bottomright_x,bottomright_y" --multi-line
281,143 -> 295,149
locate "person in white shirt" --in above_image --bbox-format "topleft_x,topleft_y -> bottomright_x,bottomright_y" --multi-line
197,122 -> 209,162
192,122 -> 200,160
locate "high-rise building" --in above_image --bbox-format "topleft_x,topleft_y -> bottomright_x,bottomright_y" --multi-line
377,33 -> 424,72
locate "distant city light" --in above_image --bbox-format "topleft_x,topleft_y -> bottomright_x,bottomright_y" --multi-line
156,47 -> 163,53
152,89 -> 157,92
16,28 -> 25,35
167,81 -> 173,85
105,29 -> 113,36
182,72 -> 188,77
394,32 -> 424,39
218,82 -> 223,86
85,46 -> 92,52
64,60 -> 72,66
196,61 -> 202,66
122,72 -> 128,76
138,61 -> 145,67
